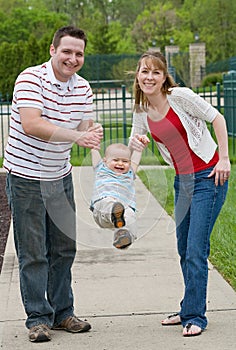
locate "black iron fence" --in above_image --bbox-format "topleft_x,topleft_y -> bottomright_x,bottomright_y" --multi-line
1,82 -> 236,162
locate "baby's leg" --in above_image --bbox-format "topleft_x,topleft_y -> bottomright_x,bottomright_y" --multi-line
123,206 -> 137,241
92,198 -> 116,229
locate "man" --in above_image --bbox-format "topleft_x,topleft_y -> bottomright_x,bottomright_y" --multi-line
4,26 -> 103,342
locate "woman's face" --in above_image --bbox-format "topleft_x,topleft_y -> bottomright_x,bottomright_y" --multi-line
137,58 -> 166,97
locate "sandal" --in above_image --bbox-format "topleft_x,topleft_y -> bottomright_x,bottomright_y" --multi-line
183,323 -> 202,337
161,313 -> 181,326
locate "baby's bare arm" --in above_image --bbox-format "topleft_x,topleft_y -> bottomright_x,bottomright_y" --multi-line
131,150 -> 142,173
91,149 -> 102,168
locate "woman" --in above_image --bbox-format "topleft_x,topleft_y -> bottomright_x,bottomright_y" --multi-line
129,50 -> 230,337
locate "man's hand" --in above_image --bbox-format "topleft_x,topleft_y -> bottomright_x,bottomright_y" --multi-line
76,122 -> 103,150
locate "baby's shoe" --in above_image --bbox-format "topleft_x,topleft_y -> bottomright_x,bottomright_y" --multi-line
113,229 -> 132,249
111,202 -> 125,228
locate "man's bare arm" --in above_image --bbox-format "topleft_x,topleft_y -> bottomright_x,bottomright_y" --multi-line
20,108 -> 103,149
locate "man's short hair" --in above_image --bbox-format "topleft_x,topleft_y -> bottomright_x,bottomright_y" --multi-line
52,25 -> 87,49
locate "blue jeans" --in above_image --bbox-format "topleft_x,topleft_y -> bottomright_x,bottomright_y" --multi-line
174,167 -> 228,329
6,173 -> 76,329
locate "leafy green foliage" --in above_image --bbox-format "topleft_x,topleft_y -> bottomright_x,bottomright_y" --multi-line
201,73 -> 223,87
1,0 -> 236,94
131,2 -> 177,53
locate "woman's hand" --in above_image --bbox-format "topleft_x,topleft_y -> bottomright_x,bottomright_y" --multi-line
210,114 -> 231,185
208,157 -> 231,186
129,134 -> 150,151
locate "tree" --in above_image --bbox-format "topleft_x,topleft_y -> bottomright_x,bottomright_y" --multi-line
0,41 -> 25,97
131,2 -> 177,53
0,6 -> 68,43
177,0 -> 236,63
1,0 -> 236,94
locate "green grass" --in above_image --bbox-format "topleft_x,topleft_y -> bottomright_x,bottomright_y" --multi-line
138,167 -> 175,216
138,165 -> 236,291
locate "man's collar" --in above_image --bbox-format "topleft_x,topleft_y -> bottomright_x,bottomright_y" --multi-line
46,59 -> 77,91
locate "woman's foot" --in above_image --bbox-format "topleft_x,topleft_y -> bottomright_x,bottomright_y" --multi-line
161,313 -> 181,326
183,323 -> 202,337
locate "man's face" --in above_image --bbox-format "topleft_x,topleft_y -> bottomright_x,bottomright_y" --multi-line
50,35 -> 85,82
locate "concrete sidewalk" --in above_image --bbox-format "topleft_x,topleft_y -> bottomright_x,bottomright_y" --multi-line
0,166 -> 236,350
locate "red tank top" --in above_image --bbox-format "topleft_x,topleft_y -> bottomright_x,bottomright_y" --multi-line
148,107 -> 218,174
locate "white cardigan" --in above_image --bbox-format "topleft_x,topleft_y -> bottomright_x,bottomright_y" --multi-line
130,87 -> 219,166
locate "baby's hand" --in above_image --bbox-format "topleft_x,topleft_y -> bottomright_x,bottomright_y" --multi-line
137,135 -> 150,146
129,134 -> 149,151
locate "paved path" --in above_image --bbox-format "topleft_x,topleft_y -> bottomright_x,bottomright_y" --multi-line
0,166 -> 236,349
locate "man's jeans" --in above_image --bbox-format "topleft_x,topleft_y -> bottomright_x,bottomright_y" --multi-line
174,167 -> 228,329
6,173 -> 76,329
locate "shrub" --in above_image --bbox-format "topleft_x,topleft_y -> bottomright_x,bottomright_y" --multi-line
201,72 -> 223,87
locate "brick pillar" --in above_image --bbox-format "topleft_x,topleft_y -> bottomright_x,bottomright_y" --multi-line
165,45 -> 179,81
165,45 -> 179,69
149,46 -> 161,52
189,42 -> 206,88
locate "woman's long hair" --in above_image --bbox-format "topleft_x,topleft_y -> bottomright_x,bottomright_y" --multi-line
133,50 -> 178,112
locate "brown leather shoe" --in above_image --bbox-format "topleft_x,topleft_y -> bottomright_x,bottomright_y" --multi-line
29,324 -> 51,342
53,316 -> 91,333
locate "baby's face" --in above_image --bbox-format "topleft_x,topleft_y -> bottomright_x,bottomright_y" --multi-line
104,149 -> 131,174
